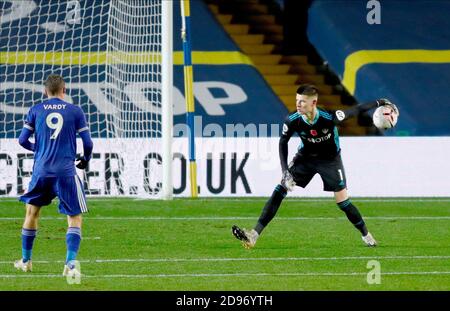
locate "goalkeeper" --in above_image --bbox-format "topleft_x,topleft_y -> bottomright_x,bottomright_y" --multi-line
232,84 -> 398,248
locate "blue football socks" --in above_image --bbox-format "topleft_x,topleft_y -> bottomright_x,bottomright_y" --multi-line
66,227 -> 82,265
21,228 -> 37,263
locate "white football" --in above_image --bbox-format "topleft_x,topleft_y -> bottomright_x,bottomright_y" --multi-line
372,105 -> 399,129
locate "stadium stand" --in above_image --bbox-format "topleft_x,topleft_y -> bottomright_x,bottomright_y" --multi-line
308,0 -> 450,136
206,0 -> 377,136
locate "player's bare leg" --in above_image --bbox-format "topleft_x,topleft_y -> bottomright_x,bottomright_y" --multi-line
14,204 -> 41,272
68,214 -> 82,228
335,189 -> 377,246
232,184 -> 288,249
63,214 -> 82,277
23,204 -> 41,229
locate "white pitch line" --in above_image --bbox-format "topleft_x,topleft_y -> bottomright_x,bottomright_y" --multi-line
1,271 -> 450,279
193,198 -> 450,203
1,255 -> 449,265
0,216 -> 449,221
87,255 -> 450,263
1,198 -> 450,203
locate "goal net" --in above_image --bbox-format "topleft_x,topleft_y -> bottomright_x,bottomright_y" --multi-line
0,0 -> 173,198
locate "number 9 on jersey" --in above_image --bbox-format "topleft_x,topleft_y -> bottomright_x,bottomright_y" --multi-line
46,112 -> 64,139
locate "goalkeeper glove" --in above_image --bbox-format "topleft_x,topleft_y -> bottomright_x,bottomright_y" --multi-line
377,98 -> 400,116
75,156 -> 89,170
281,170 -> 296,192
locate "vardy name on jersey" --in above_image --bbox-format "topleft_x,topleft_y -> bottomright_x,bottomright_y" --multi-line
43,104 -> 67,110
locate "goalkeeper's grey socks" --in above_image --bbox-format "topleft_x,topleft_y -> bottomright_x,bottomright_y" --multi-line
254,184 -> 287,234
337,199 -> 369,236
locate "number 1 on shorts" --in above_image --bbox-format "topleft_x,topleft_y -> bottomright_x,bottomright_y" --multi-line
338,169 -> 344,181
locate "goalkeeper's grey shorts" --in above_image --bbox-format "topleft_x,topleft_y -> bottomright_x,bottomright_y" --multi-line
288,152 -> 347,192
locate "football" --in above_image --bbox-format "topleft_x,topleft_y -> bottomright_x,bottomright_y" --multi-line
373,105 -> 399,129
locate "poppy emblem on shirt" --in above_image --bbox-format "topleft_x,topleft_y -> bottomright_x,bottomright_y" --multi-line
310,130 -> 318,136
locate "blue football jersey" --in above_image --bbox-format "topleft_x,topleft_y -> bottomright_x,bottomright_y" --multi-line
24,98 -> 88,177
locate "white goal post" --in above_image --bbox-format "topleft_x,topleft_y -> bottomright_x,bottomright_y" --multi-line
0,0 -> 173,199
161,0 -> 173,200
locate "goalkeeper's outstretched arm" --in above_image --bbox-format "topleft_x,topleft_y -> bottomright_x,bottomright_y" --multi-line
333,98 -> 397,124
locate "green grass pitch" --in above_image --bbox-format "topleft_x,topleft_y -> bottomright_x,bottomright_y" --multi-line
0,197 -> 449,290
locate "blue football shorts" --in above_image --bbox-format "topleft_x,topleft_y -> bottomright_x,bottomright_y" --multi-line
19,175 -> 88,216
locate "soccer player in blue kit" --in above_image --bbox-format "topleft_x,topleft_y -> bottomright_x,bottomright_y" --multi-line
232,84 -> 398,249
14,75 -> 93,277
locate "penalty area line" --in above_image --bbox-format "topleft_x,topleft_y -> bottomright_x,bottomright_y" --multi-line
85,216 -> 450,220
1,198 -> 450,203
0,216 -> 450,221
1,271 -> 450,278
1,255 -> 450,265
